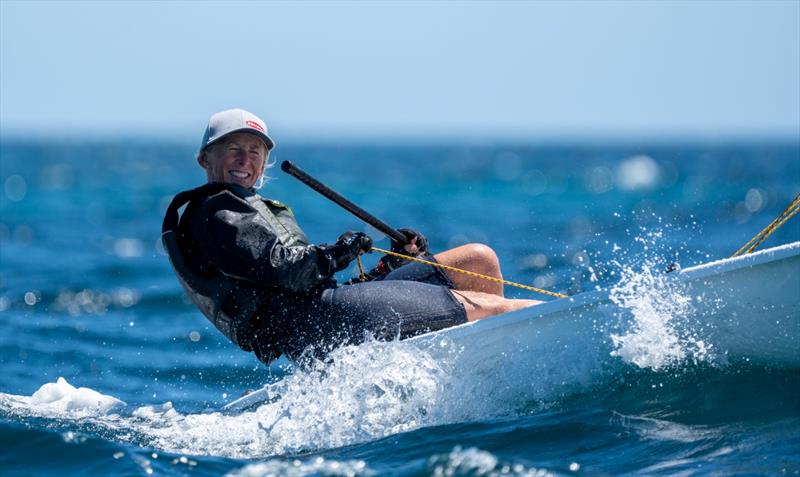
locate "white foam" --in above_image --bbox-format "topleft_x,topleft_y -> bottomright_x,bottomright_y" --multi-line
0,340 -> 466,458
427,447 -> 555,477
608,258 -> 713,371
130,340 -> 459,457
28,377 -> 125,414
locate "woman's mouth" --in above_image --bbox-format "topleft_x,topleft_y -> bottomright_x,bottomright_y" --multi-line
229,170 -> 251,179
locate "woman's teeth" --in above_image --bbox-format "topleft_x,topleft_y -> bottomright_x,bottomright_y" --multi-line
229,171 -> 250,179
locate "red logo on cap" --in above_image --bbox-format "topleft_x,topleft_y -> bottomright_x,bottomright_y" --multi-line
246,120 -> 265,132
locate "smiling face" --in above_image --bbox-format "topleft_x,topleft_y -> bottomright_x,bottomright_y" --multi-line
198,133 -> 269,189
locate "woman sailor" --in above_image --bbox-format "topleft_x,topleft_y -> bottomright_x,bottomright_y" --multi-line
162,108 -> 541,364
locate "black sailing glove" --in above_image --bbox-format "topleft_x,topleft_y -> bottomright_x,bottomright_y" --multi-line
324,231 -> 373,273
390,228 -> 428,256
372,228 -> 429,275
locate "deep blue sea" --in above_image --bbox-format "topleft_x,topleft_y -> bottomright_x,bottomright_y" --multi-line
1,139 -> 798,476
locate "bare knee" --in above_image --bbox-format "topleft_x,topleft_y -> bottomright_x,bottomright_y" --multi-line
436,243 -> 503,295
436,243 -> 500,275
464,243 -> 499,270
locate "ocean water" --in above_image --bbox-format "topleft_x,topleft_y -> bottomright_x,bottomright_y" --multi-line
1,139 -> 798,476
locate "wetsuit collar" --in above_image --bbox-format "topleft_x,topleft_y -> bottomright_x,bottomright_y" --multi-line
212,182 -> 257,199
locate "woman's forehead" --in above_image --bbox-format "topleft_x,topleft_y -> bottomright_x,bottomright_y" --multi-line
221,133 -> 268,149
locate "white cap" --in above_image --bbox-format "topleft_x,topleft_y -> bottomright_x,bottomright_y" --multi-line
200,108 -> 275,152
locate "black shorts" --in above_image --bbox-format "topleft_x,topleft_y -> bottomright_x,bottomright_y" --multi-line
281,257 -> 468,361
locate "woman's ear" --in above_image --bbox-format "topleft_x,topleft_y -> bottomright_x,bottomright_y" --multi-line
197,152 -> 208,169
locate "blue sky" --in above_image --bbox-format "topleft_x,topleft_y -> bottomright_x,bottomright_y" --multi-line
1,1 -> 798,142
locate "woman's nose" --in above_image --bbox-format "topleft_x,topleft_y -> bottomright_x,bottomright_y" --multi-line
235,151 -> 250,164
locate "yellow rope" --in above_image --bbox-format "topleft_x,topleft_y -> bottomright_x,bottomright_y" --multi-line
732,192 -> 800,257
370,246 -> 568,299
356,255 -> 366,282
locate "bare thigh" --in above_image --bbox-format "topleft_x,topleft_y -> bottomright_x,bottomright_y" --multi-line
450,290 -> 542,322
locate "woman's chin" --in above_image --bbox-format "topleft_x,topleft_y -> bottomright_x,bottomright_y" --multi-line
225,177 -> 253,188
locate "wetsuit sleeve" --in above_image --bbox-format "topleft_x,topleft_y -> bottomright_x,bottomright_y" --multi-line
192,197 -> 336,293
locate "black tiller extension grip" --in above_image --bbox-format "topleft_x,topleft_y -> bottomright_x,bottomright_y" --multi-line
280,160 -> 408,244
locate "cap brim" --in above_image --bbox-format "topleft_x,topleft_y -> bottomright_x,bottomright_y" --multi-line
205,128 -> 275,151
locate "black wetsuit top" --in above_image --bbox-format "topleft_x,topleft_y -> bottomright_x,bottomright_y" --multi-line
171,183 -> 340,362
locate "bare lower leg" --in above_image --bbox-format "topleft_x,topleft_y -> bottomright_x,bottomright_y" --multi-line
434,244 -> 504,296
451,290 -> 542,322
